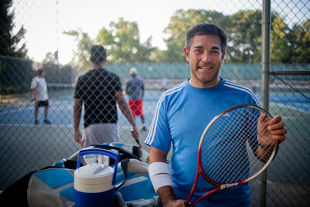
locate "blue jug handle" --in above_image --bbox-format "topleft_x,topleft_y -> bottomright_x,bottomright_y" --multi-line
76,148 -> 119,185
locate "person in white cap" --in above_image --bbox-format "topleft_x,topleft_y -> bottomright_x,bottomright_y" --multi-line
125,67 -> 147,131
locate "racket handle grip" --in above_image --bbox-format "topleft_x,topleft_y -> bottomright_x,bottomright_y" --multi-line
135,139 -> 143,148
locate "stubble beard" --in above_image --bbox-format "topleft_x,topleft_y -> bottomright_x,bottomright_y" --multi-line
192,67 -> 220,84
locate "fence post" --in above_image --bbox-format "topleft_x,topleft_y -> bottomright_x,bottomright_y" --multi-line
260,0 -> 271,207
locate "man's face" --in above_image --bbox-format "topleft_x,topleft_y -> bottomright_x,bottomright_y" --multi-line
184,34 -> 225,88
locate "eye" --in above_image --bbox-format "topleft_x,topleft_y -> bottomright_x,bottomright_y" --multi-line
211,51 -> 219,54
194,49 -> 203,53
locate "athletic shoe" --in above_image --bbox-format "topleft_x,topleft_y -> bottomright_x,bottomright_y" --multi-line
44,119 -> 51,124
35,120 -> 39,125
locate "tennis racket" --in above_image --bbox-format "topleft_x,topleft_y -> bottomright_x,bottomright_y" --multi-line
184,104 -> 279,206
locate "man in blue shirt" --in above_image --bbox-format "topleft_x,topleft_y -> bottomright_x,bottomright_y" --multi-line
144,23 -> 287,207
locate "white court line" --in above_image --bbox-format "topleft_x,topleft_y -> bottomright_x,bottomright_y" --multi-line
0,123 -> 74,127
270,102 -> 310,113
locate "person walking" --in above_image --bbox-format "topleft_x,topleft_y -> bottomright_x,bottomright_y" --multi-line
73,45 -> 139,148
31,69 -> 51,125
125,67 -> 147,131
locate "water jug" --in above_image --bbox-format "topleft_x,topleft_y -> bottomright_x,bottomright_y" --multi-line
74,148 -> 119,207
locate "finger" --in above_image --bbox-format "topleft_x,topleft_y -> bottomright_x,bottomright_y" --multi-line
268,120 -> 285,131
268,115 -> 282,126
134,129 -> 139,138
75,137 -> 81,144
271,134 -> 286,143
258,112 -> 268,125
270,126 -> 287,135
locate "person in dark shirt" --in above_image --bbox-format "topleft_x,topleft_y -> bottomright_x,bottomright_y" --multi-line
73,45 -> 139,148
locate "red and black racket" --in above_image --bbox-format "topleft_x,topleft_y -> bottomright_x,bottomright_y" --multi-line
185,104 -> 279,206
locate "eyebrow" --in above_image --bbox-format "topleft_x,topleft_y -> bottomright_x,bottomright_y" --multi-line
193,46 -> 221,50
211,46 -> 221,50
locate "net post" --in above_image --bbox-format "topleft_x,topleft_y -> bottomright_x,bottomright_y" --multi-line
260,0 -> 271,207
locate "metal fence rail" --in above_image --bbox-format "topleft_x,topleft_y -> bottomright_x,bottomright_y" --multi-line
0,0 -> 309,206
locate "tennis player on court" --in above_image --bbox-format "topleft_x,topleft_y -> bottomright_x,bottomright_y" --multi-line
144,23 -> 287,206
125,67 -> 147,131
31,69 -> 51,125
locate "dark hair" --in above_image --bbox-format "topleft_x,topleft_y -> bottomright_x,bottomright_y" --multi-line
90,45 -> 107,63
38,69 -> 44,75
185,23 -> 227,52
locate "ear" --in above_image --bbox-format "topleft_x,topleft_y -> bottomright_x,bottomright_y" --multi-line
221,50 -> 226,63
184,47 -> 190,62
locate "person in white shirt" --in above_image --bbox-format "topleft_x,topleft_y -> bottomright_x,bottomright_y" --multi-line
31,69 -> 51,124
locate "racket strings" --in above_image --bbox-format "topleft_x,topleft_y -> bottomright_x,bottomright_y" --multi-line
200,106 -> 276,184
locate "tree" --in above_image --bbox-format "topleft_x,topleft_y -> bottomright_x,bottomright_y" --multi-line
96,18 -> 156,63
228,10 -> 291,63
63,29 -> 94,73
43,52 -> 58,64
286,19 -> 310,63
228,10 -> 263,63
269,12 -> 291,63
161,9 -> 229,62
0,0 -> 27,57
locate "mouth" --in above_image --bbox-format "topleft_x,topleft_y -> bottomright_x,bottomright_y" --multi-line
198,65 -> 212,70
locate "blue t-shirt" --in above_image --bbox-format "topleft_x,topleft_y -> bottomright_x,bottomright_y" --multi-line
145,78 -> 260,207
126,76 -> 144,100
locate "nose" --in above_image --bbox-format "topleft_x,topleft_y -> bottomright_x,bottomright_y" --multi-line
201,51 -> 211,62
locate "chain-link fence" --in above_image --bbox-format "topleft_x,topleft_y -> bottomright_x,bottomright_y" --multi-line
0,0 -> 309,206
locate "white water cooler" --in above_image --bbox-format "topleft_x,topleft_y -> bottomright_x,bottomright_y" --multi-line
74,148 -> 119,207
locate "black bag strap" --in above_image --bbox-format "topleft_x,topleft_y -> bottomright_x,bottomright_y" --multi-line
115,159 -> 130,191
132,145 -> 141,158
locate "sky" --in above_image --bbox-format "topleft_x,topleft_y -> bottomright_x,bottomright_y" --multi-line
11,0 -> 309,65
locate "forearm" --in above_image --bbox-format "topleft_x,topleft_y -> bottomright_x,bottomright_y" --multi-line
116,92 -> 136,127
149,147 -> 184,207
73,113 -> 81,131
31,89 -> 36,99
157,186 -> 178,206
73,99 -> 82,131
120,102 -> 136,127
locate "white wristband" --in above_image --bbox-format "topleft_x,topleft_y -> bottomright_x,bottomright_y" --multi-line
148,162 -> 173,193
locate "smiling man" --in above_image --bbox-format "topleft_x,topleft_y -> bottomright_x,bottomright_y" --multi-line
144,23 -> 287,207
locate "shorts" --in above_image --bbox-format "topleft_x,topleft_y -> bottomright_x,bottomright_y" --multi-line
35,100 -> 49,108
128,99 -> 143,117
82,123 -> 119,148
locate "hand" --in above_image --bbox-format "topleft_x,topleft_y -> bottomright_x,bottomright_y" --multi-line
164,199 -> 187,207
131,126 -> 139,140
74,130 -> 82,144
258,113 -> 287,147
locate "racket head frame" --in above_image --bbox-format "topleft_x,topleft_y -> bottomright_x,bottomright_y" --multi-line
185,104 -> 279,206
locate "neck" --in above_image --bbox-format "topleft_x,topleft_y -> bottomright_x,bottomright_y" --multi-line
189,77 -> 221,88
92,62 -> 105,69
